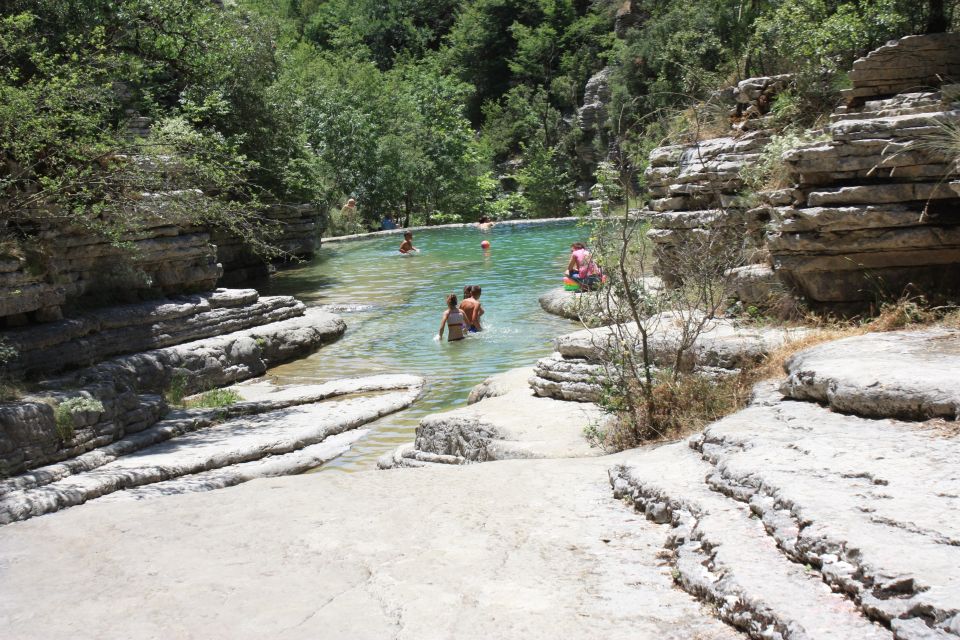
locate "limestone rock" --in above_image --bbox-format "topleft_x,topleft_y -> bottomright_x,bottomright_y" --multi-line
0,374 -> 423,524
0,456 -> 741,640
555,312 -> 807,371
529,354 -> 605,403
697,395 -> 960,636
415,385 -> 610,462
842,32 -> 960,104
0,307 -> 346,477
765,35 -> 960,310
726,263 -> 781,305
781,328 -> 960,419
3,288 -> 305,377
611,441 -> 892,639
467,367 -> 535,404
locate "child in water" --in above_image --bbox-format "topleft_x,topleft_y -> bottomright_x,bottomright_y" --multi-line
399,232 -> 418,254
439,294 -> 466,342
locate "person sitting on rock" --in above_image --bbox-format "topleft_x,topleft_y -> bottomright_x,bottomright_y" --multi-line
567,242 -> 601,290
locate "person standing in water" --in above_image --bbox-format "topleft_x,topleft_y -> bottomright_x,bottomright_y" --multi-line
460,285 -> 484,332
439,294 -> 466,342
399,231 -> 418,254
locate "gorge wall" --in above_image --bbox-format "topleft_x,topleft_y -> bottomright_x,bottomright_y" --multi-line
764,33 -> 960,310
646,33 -> 960,313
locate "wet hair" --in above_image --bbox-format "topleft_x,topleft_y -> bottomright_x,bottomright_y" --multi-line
446,294 -> 458,308
571,242 -> 586,251
471,285 -> 481,297
404,232 -> 413,239
463,285 -> 473,297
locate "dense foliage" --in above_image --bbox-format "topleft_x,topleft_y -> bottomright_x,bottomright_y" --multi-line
2,0 -> 956,240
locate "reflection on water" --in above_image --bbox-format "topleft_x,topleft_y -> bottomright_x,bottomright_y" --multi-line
264,220 -> 589,472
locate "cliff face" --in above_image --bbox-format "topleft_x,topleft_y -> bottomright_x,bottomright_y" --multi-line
0,206 -> 322,328
644,33 -> 960,313
643,76 -> 788,293
0,218 -> 222,327
764,33 -> 960,310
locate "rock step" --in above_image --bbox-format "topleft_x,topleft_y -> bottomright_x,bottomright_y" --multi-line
4,288 -> 304,377
530,354 -> 604,403
780,328 -> 960,420
698,387 -> 960,638
0,375 -> 423,524
95,429 -> 368,502
415,385 -> 609,461
611,442 -> 893,640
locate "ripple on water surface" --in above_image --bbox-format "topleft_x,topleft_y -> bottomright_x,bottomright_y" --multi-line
264,220 -> 590,471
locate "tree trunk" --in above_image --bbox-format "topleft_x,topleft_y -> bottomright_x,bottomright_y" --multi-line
404,191 -> 413,228
927,0 -> 948,33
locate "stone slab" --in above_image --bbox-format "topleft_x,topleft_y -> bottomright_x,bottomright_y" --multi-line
699,390 -> 960,637
612,442 -> 892,639
0,457 -> 740,640
781,328 -> 960,419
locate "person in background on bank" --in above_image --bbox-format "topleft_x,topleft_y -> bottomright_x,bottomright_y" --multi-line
566,242 -> 601,289
439,294 -> 466,342
340,198 -> 360,234
381,214 -> 397,230
459,285 -> 484,332
399,231 -> 418,254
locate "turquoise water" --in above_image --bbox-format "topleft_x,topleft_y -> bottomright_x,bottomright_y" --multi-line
264,220 -> 587,472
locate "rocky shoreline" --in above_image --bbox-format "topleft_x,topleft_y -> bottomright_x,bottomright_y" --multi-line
2,307 -> 958,638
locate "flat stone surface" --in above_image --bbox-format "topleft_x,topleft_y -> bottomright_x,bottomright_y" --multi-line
416,384 -> 610,461
782,328 -> 960,419
699,387 -> 960,636
612,442 -> 892,639
0,457 -> 740,640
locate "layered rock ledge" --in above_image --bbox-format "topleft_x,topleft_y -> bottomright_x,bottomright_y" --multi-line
611,327 -> 960,640
761,34 -> 960,310
0,374 -> 423,524
0,291 -> 346,477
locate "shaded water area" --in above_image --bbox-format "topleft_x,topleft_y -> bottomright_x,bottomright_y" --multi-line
264,220 -> 587,472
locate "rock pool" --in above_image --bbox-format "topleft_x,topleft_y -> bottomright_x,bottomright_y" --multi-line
264,220 -> 591,471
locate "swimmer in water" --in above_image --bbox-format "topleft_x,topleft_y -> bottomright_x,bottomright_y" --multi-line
478,215 -> 494,231
439,294 -> 466,342
399,231 -> 418,254
460,285 -> 484,332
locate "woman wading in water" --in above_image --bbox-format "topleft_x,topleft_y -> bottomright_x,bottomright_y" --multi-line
438,294 -> 466,342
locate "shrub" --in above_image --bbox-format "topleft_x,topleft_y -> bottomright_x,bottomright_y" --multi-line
741,129 -> 830,192
164,372 -> 190,406
53,397 -> 105,442
186,388 -> 242,409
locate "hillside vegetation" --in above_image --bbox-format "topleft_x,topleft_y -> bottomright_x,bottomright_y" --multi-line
1,0 -> 955,243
